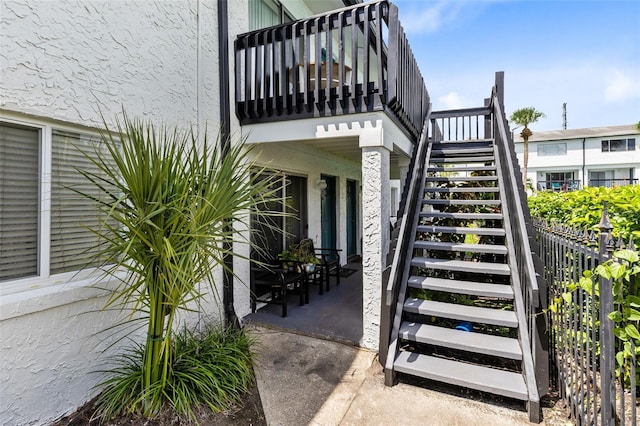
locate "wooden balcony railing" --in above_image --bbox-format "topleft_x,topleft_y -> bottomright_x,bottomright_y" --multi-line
234,0 -> 429,140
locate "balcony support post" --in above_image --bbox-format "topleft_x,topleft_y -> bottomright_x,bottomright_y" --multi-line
360,124 -> 391,350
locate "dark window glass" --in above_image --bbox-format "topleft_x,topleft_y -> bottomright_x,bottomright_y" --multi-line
609,139 -> 625,151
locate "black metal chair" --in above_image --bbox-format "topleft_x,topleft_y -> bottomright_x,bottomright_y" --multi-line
250,261 -> 306,317
296,238 -> 341,292
301,261 -> 325,295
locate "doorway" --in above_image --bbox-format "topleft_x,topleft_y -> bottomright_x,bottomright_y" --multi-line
346,179 -> 357,257
320,174 -> 337,257
251,173 -> 307,261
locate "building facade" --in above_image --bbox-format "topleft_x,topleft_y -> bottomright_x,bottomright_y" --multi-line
513,124 -> 639,191
0,1 -> 423,423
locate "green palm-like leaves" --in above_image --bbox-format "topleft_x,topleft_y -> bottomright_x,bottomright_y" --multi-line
510,107 -> 545,131
77,112 -> 284,419
510,107 -> 545,187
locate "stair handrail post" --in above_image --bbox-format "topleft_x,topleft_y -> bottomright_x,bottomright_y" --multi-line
598,202 -> 616,426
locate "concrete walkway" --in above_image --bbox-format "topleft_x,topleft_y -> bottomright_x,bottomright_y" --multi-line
248,326 -> 553,426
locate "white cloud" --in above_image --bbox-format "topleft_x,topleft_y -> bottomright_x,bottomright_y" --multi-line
438,91 -> 471,109
604,69 -> 640,102
399,1 -> 463,34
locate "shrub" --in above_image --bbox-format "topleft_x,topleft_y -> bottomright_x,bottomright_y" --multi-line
93,326 -> 256,423
74,112 -> 283,420
528,185 -> 640,240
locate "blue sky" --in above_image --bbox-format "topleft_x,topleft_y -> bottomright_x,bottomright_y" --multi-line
385,0 -> 640,131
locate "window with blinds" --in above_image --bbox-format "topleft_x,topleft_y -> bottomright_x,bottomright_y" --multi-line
50,130 -> 113,274
0,122 -> 40,282
249,0 -> 293,31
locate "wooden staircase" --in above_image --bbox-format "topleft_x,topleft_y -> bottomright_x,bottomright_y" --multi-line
383,136 -> 542,421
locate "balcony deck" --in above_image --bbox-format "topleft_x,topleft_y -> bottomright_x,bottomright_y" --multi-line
235,0 -> 429,141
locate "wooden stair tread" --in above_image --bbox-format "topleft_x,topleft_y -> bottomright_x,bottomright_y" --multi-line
407,275 -> 514,299
428,165 -> 496,172
425,176 -> 498,182
416,225 -> 505,236
399,322 -> 522,360
432,139 -> 493,145
424,187 -> 500,193
403,298 -> 517,327
393,351 -> 528,400
431,146 -> 494,155
421,212 -> 503,220
430,156 -> 495,163
411,257 -> 510,275
423,199 -> 501,206
429,155 -> 495,164
413,241 -> 507,255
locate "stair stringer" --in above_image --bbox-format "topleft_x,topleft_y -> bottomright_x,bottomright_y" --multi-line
492,142 -> 541,423
383,141 -> 432,386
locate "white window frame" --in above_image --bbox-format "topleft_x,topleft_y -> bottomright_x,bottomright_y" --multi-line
537,142 -> 567,156
0,114 -> 106,297
601,138 -> 636,152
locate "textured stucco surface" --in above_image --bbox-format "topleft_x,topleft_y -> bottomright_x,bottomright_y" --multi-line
361,144 -> 390,350
2,294 -> 127,424
0,0 -> 220,133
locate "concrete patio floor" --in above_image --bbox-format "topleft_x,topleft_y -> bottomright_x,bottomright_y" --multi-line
243,263 -> 567,425
248,327 -> 566,425
244,262 -> 364,345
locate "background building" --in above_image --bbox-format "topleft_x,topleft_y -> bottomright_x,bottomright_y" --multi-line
514,124 -> 639,191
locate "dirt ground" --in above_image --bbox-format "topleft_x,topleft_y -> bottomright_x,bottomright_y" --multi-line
49,383 -> 266,426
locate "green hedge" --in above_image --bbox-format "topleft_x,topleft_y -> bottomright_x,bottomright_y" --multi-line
528,185 -> 640,240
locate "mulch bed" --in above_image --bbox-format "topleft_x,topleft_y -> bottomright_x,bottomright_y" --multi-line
50,382 -> 266,426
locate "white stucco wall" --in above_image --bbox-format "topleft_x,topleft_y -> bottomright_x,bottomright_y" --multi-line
1,278 -> 136,425
0,0 -> 220,133
0,1 -> 229,424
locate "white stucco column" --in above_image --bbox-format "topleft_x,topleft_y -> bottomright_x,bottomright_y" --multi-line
360,125 -> 391,351
397,155 -> 411,201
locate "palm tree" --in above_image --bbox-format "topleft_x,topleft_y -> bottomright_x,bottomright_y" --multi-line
75,112 -> 286,417
510,107 -> 545,187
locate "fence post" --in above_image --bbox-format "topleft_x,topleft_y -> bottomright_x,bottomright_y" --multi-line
598,202 -> 615,426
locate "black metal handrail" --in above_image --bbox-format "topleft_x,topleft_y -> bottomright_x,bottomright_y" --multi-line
491,72 -> 548,407
234,1 -> 429,140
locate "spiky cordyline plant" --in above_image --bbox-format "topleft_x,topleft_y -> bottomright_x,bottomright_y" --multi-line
76,112 -> 284,418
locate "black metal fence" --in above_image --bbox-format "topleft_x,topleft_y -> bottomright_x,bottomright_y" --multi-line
534,206 -> 638,425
